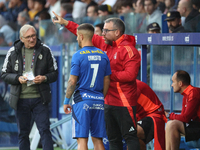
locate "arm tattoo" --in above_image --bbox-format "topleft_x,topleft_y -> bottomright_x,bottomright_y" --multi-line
66,79 -> 76,98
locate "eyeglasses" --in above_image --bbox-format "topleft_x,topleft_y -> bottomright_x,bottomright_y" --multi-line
23,34 -> 36,40
102,29 -> 117,34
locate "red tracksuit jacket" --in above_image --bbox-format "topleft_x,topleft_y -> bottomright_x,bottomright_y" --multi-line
169,85 -> 200,122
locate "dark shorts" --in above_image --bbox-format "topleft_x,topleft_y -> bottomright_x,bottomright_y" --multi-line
137,117 -> 154,144
184,121 -> 200,142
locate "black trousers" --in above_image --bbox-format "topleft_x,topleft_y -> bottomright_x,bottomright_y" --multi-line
104,104 -> 140,150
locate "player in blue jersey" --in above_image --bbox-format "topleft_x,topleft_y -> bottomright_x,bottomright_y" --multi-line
63,23 -> 111,150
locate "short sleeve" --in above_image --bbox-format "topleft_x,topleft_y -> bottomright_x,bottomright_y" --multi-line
70,53 -> 80,76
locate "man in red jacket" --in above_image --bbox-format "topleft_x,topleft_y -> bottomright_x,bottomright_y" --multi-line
165,70 -> 200,150
136,79 -> 167,150
52,12 -> 141,150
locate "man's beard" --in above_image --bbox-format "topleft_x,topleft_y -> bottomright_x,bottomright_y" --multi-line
169,24 -> 180,32
104,40 -> 112,45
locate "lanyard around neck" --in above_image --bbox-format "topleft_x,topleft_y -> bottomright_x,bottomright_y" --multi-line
23,47 -> 36,71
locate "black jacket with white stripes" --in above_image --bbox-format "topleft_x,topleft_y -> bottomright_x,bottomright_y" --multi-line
1,39 -> 58,110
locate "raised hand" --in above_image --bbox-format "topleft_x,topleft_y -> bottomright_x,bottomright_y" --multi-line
52,11 -> 69,26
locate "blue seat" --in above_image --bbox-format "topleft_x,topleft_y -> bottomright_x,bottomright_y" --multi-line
179,136 -> 200,150
186,138 -> 200,149
179,137 -> 190,150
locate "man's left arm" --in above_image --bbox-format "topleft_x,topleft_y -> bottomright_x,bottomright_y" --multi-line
169,96 -> 200,122
111,46 -> 141,82
63,75 -> 78,114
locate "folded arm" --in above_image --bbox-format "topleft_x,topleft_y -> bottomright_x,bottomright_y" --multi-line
169,96 -> 200,122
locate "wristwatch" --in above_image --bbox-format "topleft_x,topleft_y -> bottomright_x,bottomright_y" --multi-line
166,113 -> 170,119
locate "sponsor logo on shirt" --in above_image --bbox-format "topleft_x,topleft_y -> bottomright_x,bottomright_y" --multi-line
80,50 -> 104,54
103,138 -> 109,144
114,52 -> 117,59
83,103 -> 104,111
90,104 -> 104,110
83,103 -> 89,111
91,50 -> 104,54
82,93 -> 104,100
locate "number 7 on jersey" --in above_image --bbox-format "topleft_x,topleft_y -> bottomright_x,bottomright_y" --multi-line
90,64 -> 99,88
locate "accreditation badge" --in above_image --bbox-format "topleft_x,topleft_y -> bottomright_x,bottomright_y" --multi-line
23,71 -> 35,86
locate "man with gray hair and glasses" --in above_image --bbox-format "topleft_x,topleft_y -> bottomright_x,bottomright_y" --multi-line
1,24 -> 58,150
53,11 -> 141,150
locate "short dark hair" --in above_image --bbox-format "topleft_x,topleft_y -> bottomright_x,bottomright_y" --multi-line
34,0 -> 46,6
87,5 -> 98,14
87,1 -> 98,9
39,11 -> 51,20
112,0 -> 122,13
105,18 -> 125,35
120,0 -> 133,8
61,0 -> 72,4
176,70 -> 191,85
139,0 -> 145,7
98,4 -> 113,14
95,23 -> 104,31
86,1 -> 98,15
145,0 -> 157,5
132,0 -> 137,5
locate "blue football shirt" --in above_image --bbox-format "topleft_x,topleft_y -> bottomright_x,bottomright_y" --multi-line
70,46 -> 111,103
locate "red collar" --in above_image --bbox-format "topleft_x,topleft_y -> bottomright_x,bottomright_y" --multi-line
181,85 -> 192,95
115,35 -> 125,47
